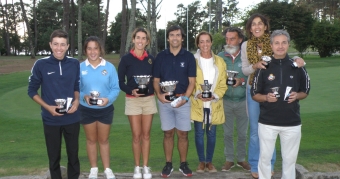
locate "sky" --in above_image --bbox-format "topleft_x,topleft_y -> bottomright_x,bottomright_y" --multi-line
107,0 -> 264,29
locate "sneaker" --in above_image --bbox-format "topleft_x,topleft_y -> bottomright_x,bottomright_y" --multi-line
237,161 -> 251,171
133,166 -> 142,179
143,166 -> 152,179
205,162 -> 217,173
161,162 -> 173,178
88,167 -> 98,179
104,168 -> 116,179
179,161 -> 192,177
196,162 -> 205,173
221,161 -> 235,171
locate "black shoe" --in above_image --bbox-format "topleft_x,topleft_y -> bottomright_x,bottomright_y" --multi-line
161,162 -> 173,178
179,161 -> 193,177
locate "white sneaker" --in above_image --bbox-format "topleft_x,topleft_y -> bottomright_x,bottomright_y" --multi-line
143,166 -> 152,179
104,168 -> 116,179
133,166 -> 142,179
88,167 -> 98,179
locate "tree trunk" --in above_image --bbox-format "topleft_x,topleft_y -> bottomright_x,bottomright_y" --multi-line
215,0 -> 222,31
3,1 -> 11,55
33,0 -> 37,56
125,0 -> 136,53
62,0 -> 70,32
147,0 -> 151,30
102,0 -> 109,48
119,0 -> 128,57
77,0 -> 83,60
150,0 -> 157,56
19,0 -> 35,59
70,0 -> 75,56
97,0 -> 101,37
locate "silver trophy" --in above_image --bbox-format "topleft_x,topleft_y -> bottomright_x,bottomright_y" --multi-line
133,75 -> 152,95
55,99 -> 67,114
200,80 -> 212,98
271,87 -> 280,98
90,90 -> 100,105
227,70 -> 239,86
160,81 -> 178,101
262,56 -> 272,68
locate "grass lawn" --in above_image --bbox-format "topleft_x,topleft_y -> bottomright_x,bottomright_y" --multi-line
0,55 -> 339,176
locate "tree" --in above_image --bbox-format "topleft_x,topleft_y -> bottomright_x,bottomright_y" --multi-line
311,20 -> 340,57
172,1 -> 206,51
77,0 -> 82,60
62,0 -> 70,32
215,0 -> 222,31
223,0 -> 239,26
19,0 -> 35,59
1,1 -> 11,55
70,0 -> 76,56
119,0 -> 128,57
107,9 -> 146,53
125,0 -> 137,53
102,0 -> 109,45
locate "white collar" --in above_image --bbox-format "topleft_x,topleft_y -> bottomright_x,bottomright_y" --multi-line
85,58 -> 106,69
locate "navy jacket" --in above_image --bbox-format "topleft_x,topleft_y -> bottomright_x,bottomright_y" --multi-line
28,55 -> 80,126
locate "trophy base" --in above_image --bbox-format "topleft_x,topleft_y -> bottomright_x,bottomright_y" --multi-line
202,92 -> 212,98
137,87 -> 148,95
275,94 -> 280,98
227,79 -> 236,86
55,108 -> 67,114
165,95 -> 176,101
89,99 -> 98,105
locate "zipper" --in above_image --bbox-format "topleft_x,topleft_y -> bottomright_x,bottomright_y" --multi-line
59,61 -> 62,75
280,60 -> 282,84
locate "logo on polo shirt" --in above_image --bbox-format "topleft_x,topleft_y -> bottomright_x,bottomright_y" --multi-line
180,62 -> 185,67
148,58 -> 152,64
102,70 -> 108,75
268,74 -> 275,81
82,70 -> 88,75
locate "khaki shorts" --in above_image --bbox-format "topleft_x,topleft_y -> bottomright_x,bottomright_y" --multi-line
125,95 -> 158,115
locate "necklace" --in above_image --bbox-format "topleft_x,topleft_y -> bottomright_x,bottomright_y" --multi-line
257,44 -> 262,54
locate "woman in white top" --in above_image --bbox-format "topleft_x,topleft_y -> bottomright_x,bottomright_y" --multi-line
190,31 -> 228,173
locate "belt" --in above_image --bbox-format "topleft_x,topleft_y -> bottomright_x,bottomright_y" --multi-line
175,93 -> 185,97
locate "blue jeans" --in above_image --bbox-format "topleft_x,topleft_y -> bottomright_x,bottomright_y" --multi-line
194,108 -> 216,162
247,85 -> 276,173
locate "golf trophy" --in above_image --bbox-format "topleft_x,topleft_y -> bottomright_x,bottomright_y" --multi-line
89,90 -> 100,105
200,80 -> 212,98
160,81 -> 178,101
227,70 -> 239,86
133,75 -> 152,95
271,87 -> 280,98
55,99 -> 67,114
262,56 -> 272,68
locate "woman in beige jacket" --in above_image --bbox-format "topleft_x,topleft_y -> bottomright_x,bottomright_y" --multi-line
190,31 -> 228,173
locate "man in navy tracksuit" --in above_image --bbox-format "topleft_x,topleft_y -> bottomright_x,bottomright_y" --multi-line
28,29 -> 80,179
251,30 -> 310,179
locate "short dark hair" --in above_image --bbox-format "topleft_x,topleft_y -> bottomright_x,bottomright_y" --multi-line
166,25 -> 186,39
222,27 -> 245,42
50,29 -> 68,43
83,36 -> 105,57
195,31 -> 212,48
270,30 -> 290,44
245,13 -> 270,38
131,27 -> 151,48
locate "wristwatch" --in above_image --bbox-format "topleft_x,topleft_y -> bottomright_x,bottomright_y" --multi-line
181,96 -> 189,102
